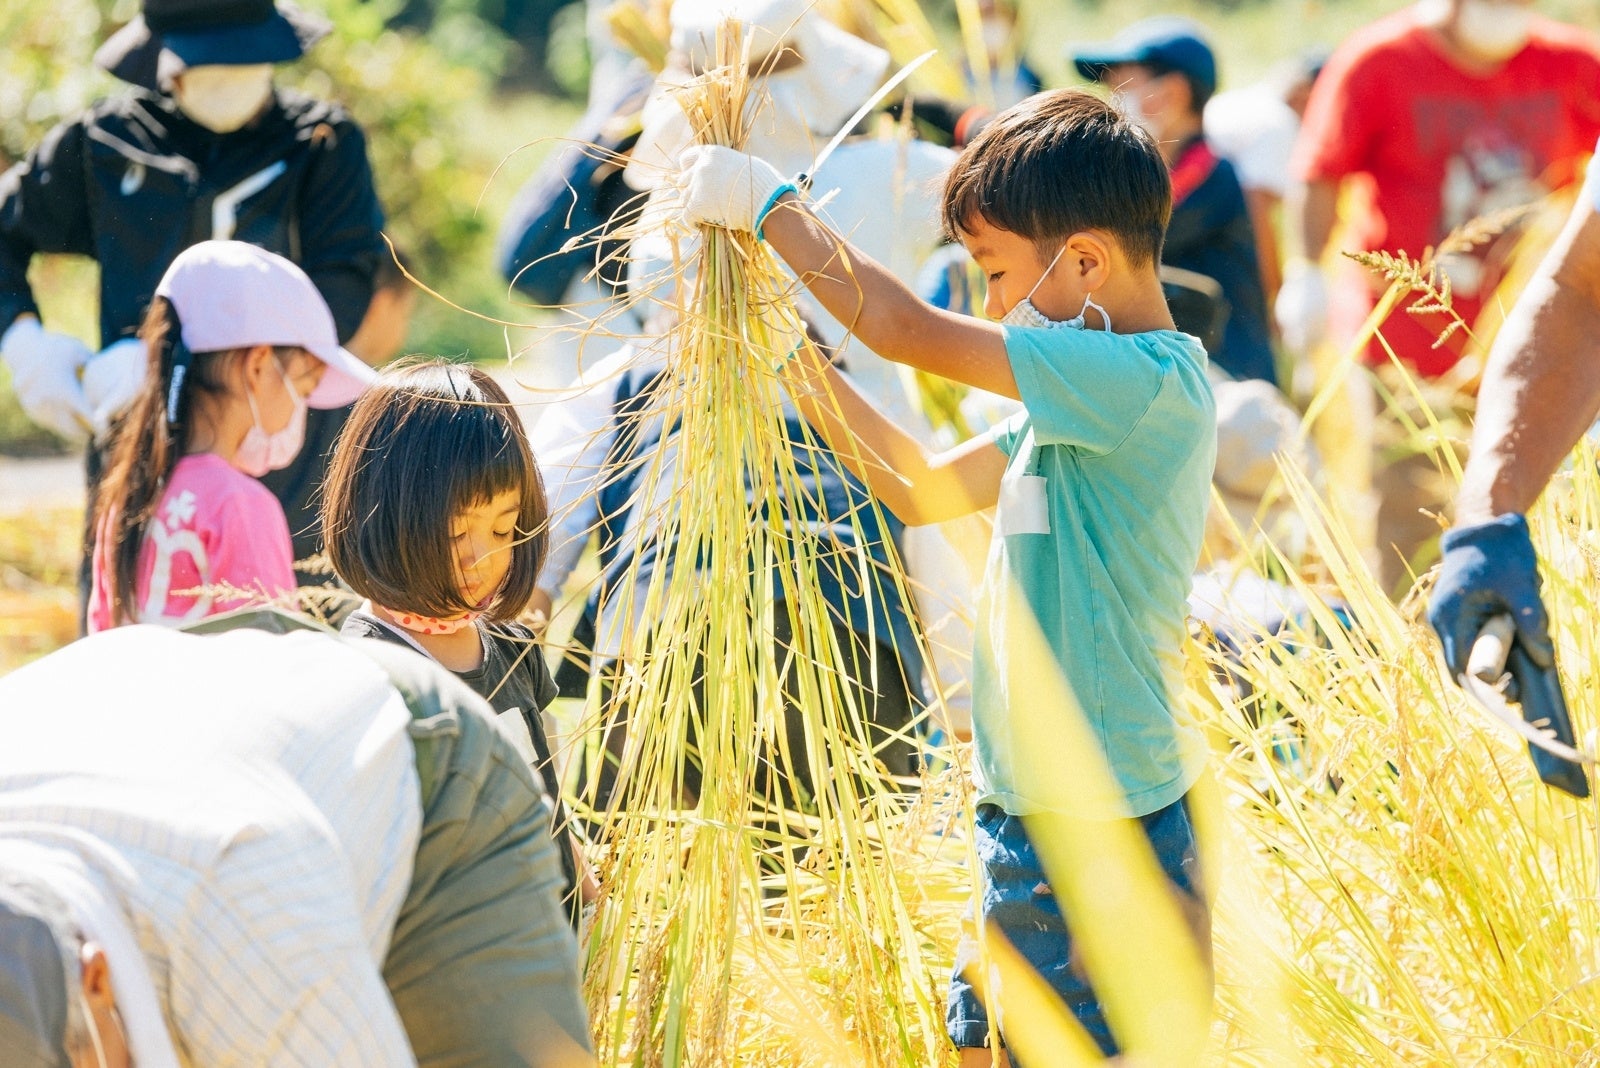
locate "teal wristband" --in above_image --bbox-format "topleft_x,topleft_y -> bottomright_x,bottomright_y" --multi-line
769,342 -> 802,373
754,181 -> 798,241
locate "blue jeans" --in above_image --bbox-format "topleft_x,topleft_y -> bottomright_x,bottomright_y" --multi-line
946,796 -> 1207,1059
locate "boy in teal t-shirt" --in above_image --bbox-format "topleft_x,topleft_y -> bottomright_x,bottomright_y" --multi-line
677,89 -> 1216,1061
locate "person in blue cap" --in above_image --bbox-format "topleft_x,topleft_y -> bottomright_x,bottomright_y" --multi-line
0,0 -> 388,601
1072,17 -> 1278,387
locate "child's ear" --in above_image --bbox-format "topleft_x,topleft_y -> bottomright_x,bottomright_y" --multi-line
239,344 -> 278,389
1067,231 -> 1114,292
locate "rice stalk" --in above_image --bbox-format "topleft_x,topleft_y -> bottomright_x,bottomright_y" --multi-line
574,23 -> 953,1065
1197,440 -> 1600,1065
604,0 -> 671,72
827,0 -> 967,99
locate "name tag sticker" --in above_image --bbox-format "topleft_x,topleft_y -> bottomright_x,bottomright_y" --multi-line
997,473 -> 1051,536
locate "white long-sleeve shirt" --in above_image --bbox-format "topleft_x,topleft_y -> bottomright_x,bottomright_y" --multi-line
0,625 -> 423,1066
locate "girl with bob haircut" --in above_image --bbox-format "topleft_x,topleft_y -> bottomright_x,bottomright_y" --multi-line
89,240 -> 376,631
322,359 -> 590,920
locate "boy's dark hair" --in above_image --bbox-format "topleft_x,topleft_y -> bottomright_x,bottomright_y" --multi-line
941,88 -> 1171,267
322,359 -> 547,622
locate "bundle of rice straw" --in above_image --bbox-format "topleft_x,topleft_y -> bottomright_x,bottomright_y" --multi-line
577,21 -> 960,1066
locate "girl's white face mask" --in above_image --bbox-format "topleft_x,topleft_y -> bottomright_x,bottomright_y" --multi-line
998,246 -> 1113,332
1455,0 -> 1533,61
236,363 -> 308,477
173,64 -> 274,133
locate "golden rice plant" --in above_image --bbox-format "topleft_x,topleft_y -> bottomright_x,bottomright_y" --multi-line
603,0 -> 671,72
1197,440 -> 1600,1065
821,0 -> 968,99
0,506 -> 80,673
573,23 -> 959,1065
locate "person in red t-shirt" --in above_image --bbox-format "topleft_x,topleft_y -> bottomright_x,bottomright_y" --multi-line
1277,0 -> 1600,596
1279,0 -> 1600,378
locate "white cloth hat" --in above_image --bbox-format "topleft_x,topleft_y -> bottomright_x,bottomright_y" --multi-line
635,0 -> 890,177
155,240 -> 376,409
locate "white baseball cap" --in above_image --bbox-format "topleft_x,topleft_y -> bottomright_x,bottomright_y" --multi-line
155,240 -> 377,408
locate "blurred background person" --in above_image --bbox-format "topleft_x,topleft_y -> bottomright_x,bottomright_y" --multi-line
593,0 -> 979,738
1203,48 -> 1327,307
963,0 -> 1044,112
496,68 -> 653,390
1074,17 -> 1278,387
1277,0 -> 1600,594
531,328 -> 925,812
0,0 -> 388,607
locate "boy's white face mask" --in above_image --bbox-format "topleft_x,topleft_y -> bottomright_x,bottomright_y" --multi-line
999,246 -> 1113,331
173,64 -> 274,133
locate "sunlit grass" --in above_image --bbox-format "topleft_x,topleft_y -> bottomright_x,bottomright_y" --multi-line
0,506 -> 79,673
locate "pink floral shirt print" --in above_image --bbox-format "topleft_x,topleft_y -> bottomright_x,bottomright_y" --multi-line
88,454 -> 297,632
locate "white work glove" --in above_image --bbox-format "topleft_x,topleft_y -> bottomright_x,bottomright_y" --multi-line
0,317 -> 92,442
676,145 -> 795,236
82,337 -> 149,439
1274,258 -> 1329,358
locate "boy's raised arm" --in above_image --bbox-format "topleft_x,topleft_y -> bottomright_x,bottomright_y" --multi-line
678,145 -> 1018,398
780,338 -> 1006,527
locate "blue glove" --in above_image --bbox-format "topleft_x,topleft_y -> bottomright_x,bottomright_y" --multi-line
1428,514 -> 1552,678
1429,514 -> 1588,798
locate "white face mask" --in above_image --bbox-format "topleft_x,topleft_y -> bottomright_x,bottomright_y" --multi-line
235,362 -> 307,477
1109,87 -> 1162,139
1455,0 -> 1533,61
173,64 -> 274,133
998,247 -> 1115,332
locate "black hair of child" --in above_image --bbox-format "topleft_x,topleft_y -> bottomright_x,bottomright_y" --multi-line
940,88 -> 1172,268
322,360 -> 547,622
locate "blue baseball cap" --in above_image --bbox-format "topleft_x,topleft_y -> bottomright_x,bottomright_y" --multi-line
1070,17 -> 1217,100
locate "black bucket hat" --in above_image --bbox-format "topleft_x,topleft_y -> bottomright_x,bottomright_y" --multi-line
95,0 -> 331,91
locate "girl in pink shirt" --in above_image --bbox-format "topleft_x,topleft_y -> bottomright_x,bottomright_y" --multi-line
88,241 -> 376,631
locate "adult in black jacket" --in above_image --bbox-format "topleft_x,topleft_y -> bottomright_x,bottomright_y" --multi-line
1073,18 -> 1277,386
0,0 -> 386,585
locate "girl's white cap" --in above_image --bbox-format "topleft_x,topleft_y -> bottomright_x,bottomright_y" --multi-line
155,240 -> 378,409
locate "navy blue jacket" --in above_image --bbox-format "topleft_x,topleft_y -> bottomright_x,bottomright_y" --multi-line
1164,139 -> 1276,385
577,363 -> 925,699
